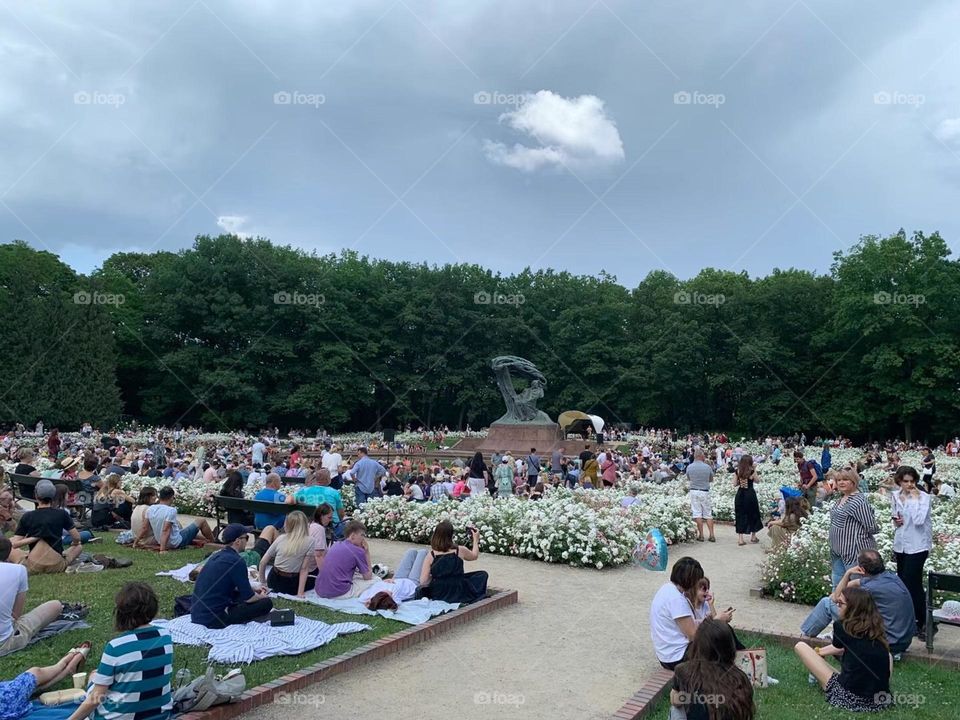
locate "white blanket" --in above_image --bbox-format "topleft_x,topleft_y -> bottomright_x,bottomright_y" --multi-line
153,614 -> 369,663
155,563 -> 199,583
273,591 -> 459,625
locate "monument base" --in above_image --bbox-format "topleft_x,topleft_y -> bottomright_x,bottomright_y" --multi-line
472,422 -> 563,456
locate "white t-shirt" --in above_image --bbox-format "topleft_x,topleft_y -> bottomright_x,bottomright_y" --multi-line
410,484 -> 424,500
0,562 -> 28,643
322,452 -> 343,478
649,583 -> 694,663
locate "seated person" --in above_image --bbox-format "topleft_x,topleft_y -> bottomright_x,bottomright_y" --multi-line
314,520 -> 377,599
220,470 -> 253,526
258,511 -> 316,597
800,549 -> 915,654
191,524 -> 273,628
0,489 -> 24,534
253,473 -> 287,530
12,480 -> 83,572
671,619 -> 755,720
766,496 -> 807,548
795,587 -> 893,712
13,449 -> 37,476
130,487 -> 158,545
135,486 -> 215,553
0,537 -> 63,656
0,643 -> 90,720
188,524 -> 279,581
403,478 -> 424,502
68,582 -> 173,720
286,469 -> 344,536
92,474 -> 135,529
306,504 -> 334,578
451,476 -> 470,499
418,521 -> 488,604
620,487 -> 640,507
51,484 -> 95,544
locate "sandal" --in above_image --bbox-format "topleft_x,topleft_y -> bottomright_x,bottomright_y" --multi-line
68,641 -> 92,667
738,541 -> 746,546
750,538 -> 760,544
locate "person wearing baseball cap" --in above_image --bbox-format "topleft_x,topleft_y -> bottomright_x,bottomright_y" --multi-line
190,524 -> 273,628
11,480 -> 84,573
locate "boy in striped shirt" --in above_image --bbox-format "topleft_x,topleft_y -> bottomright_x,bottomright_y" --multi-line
68,582 -> 172,720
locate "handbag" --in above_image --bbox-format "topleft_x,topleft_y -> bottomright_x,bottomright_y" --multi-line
172,666 -> 246,713
734,648 -> 768,687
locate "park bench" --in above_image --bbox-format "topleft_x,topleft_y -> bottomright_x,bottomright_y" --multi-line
211,495 -> 316,535
7,472 -> 93,519
926,571 -> 960,652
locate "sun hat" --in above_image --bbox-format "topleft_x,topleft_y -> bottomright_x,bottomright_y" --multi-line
935,600 -> 960,620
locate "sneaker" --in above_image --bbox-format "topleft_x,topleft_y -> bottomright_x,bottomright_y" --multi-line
85,537 -> 102,544
817,632 -> 832,641
766,676 -> 779,686
893,653 -> 902,661
808,673 -> 817,685
75,561 -> 104,573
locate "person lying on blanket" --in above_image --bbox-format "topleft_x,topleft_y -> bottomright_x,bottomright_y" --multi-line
314,520 -> 378,600
191,524 -> 273,628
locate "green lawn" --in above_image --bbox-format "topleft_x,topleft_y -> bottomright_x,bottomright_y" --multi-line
646,634 -> 960,720
0,540 -> 406,688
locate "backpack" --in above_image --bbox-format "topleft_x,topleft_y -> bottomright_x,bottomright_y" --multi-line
172,666 -> 246,714
807,460 -> 824,481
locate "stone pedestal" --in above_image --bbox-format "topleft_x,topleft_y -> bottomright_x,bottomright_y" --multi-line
474,422 -> 563,456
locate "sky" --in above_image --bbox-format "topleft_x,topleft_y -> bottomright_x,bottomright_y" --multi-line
1,0 -> 959,286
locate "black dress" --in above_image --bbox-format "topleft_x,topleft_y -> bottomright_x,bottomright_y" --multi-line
422,548 -> 488,605
734,475 -> 763,534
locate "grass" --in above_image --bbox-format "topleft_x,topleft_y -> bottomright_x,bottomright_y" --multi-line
646,634 -> 960,720
0,539 -> 406,688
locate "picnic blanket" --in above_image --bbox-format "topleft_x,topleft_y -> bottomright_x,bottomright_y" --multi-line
155,563 -> 200,583
153,614 -> 369,663
273,590 -> 459,626
25,619 -> 91,647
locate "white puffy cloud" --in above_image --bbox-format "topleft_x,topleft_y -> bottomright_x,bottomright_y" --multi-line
217,215 -> 251,238
935,118 -> 960,144
483,90 -> 625,172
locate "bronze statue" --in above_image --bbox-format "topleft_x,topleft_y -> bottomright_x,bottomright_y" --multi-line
491,356 -> 553,424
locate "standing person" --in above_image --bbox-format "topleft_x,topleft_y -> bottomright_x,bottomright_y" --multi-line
733,455 -> 763,546
551,446 -> 563,483
191,525 -> 273,628
686,450 -> 716,543
466,452 -> 489,498
494,457 -> 514,498
891,465 -> 932,639
46,429 -> 61,459
920,447 -> 936,493
794,451 -> 821,507
828,467 -> 879,589
794,587 -> 893,713
600,453 -> 618,487
68,583 -> 173,720
351,447 -> 386,506
821,441 -> 832,474
251,437 -> 267,467
526,448 -> 541,488
321,444 -> 343,480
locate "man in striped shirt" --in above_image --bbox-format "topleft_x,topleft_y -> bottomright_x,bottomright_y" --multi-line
69,582 -> 172,720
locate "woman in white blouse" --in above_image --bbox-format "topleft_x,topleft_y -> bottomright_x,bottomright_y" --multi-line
891,465 -> 933,639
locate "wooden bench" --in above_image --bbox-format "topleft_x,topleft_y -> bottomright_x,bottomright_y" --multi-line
8,473 -> 93,505
211,495 -> 317,535
926,571 -> 960,652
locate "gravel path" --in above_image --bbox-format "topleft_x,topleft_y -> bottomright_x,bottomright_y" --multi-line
247,523 -> 811,720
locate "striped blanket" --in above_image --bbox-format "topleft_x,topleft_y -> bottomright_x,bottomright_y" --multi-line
153,614 -> 369,663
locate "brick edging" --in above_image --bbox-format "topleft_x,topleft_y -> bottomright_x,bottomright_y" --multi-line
612,668 -> 674,720
178,588 -> 518,720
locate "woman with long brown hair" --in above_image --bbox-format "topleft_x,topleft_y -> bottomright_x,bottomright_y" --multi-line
418,520 -> 488,604
794,587 -> 892,712
670,618 -> 755,720
732,455 -> 762,546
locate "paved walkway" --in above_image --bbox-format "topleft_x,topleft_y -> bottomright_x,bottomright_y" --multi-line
247,523 -> 811,720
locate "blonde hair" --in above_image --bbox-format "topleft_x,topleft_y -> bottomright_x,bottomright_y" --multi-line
277,511 -> 312,564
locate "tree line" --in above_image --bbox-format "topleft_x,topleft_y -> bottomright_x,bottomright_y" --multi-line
1,229 -> 958,442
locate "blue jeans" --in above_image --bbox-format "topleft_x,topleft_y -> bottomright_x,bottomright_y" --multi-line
332,520 -> 345,541
831,552 -> 854,590
801,595 -> 841,637
355,488 -> 373,506
174,522 -> 200,549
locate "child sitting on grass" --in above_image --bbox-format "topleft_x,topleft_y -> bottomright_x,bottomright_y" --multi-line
68,582 -> 173,720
